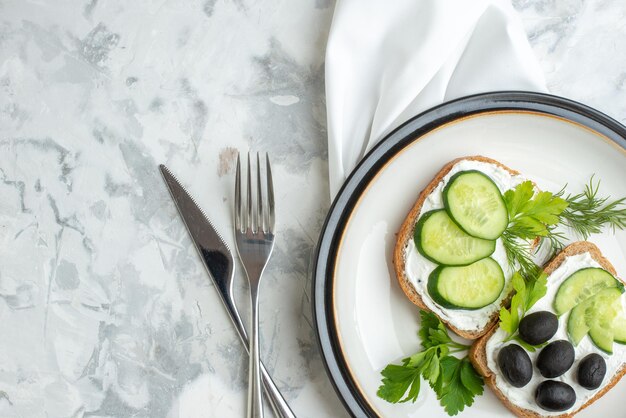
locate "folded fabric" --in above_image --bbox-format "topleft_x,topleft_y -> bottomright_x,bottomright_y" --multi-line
325,0 -> 547,197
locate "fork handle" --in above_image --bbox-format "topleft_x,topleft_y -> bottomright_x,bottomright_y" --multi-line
241,308 -> 295,418
219,287 -> 296,418
248,285 -> 264,418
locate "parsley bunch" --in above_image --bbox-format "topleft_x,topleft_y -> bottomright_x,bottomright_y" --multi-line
377,311 -> 484,416
501,178 -> 626,279
498,271 -> 548,351
501,181 -> 568,278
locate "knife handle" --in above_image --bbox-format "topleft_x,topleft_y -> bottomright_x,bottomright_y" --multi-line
259,359 -> 295,418
224,297 -> 296,418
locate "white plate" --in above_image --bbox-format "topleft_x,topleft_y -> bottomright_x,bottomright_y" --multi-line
313,93 -> 626,417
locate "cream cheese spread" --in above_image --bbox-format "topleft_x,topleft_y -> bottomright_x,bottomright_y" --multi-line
485,252 -> 626,415
403,160 -> 527,331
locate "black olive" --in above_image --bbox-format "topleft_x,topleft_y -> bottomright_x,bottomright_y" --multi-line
535,380 -> 576,412
577,353 -> 607,390
518,311 -> 558,345
497,344 -> 532,387
537,340 -> 575,378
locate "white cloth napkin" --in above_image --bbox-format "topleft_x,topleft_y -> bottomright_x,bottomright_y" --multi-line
325,0 -> 547,197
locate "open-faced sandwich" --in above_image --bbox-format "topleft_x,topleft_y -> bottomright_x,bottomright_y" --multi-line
471,242 -> 626,417
379,156 -> 626,417
393,156 -> 535,339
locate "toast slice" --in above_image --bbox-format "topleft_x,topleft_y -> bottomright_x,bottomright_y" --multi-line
470,241 -> 626,418
393,156 -> 531,339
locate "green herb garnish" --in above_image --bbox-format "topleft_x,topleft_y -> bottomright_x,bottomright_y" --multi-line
377,311 -> 484,415
498,271 -> 548,350
501,181 -> 568,278
555,176 -> 626,239
501,178 -> 626,279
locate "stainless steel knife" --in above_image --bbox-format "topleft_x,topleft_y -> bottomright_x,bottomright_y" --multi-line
159,164 -> 295,418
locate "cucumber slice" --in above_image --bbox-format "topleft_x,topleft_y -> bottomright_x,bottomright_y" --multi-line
427,258 -> 505,310
414,210 -> 496,266
613,309 -> 626,345
567,297 -> 590,346
589,325 -> 615,354
554,268 -> 622,315
588,289 -> 620,353
443,171 -> 508,240
567,287 -> 622,352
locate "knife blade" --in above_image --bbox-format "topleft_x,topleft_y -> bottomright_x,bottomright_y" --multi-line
159,164 -> 295,418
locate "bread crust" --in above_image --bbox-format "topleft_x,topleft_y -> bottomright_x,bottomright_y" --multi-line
392,156 -> 524,339
469,241 -> 626,418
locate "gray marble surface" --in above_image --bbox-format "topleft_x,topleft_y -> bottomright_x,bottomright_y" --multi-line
1,0 -> 625,417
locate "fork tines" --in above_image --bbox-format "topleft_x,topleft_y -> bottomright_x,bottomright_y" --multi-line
235,152 -> 275,235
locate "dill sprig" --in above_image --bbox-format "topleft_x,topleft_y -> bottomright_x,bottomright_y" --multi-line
501,178 -> 626,279
555,177 -> 626,239
501,230 -> 539,280
501,226 -> 566,280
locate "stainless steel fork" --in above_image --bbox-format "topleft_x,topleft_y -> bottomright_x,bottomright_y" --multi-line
235,152 -> 276,418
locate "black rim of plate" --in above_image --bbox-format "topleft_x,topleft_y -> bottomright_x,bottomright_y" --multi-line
312,91 -> 626,418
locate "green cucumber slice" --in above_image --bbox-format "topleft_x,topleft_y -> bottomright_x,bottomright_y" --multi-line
414,210 -> 496,266
613,310 -> 626,345
567,287 -> 622,352
589,325 -> 615,354
554,268 -> 622,315
443,170 -> 508,240
567,297 -> 590,346
588,290 -> 620,353
427,258 -> 505,310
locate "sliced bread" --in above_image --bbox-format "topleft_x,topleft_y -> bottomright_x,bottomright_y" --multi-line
393,155 -> 531,339
469,241 -> 626,418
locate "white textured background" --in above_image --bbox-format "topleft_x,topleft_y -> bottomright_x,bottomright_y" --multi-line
0,0 -> 625,416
